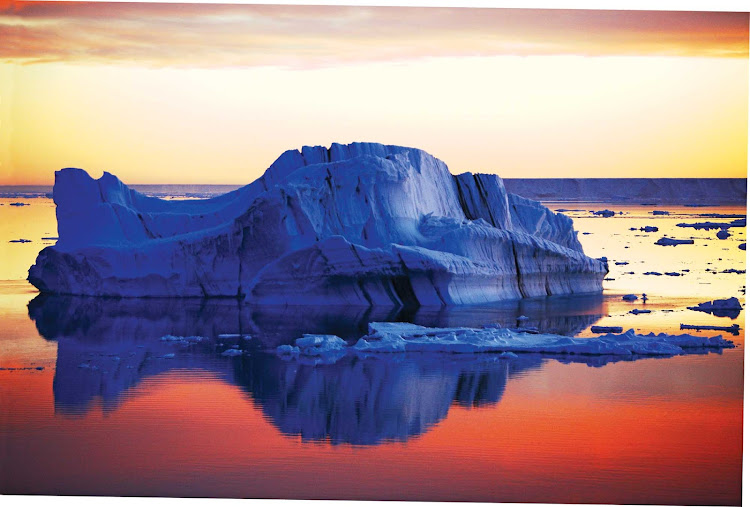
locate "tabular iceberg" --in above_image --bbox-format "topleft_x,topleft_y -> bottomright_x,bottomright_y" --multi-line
28,142 -> 606,305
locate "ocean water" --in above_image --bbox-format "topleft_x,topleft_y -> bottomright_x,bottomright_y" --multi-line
0,187 -> 744,504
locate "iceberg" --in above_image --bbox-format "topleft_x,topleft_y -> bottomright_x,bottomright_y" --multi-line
28,143 -> 606,305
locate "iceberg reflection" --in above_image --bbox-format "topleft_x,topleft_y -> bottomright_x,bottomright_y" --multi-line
28,294 -> 605,443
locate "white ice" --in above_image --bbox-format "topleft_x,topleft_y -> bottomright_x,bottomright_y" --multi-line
28,142 -> 607,304
353,322 -> 734,356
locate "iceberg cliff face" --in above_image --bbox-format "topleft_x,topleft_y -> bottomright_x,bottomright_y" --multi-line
28,142 -> 606,304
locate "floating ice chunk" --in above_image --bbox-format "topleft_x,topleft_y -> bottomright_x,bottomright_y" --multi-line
655,237 -> 694,246
644,272 -> 662,276
688,297 -> 742,318
591,326 -> 623,333
276,344 -> 300,355
651,210 -> 670,215
615,261 -> 629,265
9,239 -> 31,243
221,349 -> 244,357
9,202 -> 29,207
680,323 -> 740,335
158,353 -> 175,359
664,272 -> 681,277
740,243 -> 746,251
591,210 -> 616,217
353,322 -> 733,356
517,315 -> 529,321
295,334 -> 347,357
640,226 -> 659,232
499,352 -> 518,359
677,219 -> 746,230
629,309 -> 651,314
160,334 -> 204,343
622,294 -> 638,301
721,268 -> 746,275
716,230 -> 730,239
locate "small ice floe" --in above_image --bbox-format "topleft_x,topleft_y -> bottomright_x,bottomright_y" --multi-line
615,261 -> 629,266
9,202 -> 29,206
158,353 -> 175,359
677,219 -> 746,230
41,237 -> 58,241
221,349 -> 244,357
629,309 -> 651,315
664,272 -> 681,277
651,210 -> 670,215
0,366 -> 45,371
716,230 -> 731,240
640,226 -> 659,232
644,271 -> 662,276
739,243 -> 746,251
277,335 -> 347,360
680,323 -> 740,336
698,213 -> 746,219
688,297 -> 742,318
604,277 -> 615,281
517,315 -> 529,321
591,210 -> 616,217
499,352 -> 518,359
354,322 -> 734,356
655,237 -> 694,246
9,239 -> 31,243
721,268 -> 746,275
622,294 -> 639,301
591,326 -> 623,333
160,334 -> 204,343
582,232 -> 592,235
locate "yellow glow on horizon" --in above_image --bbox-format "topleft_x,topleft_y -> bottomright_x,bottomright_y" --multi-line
1,54 -> 747,185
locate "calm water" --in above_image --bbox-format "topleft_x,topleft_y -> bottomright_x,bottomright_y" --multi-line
0,191 -> 744,504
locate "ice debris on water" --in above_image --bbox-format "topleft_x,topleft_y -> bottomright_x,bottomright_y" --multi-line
352,322 -> 733,356
687,297 -> 742,318
221,349 -> 244,357
656,237 -> 694,246
591,326 -> 624,333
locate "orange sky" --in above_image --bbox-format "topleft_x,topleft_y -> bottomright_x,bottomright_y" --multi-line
0,2 -> 747,184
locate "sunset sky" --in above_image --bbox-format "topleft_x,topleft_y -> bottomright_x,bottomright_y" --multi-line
0,1 -> 748,184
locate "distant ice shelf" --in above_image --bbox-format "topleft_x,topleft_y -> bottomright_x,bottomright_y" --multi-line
28,142 -> 606,304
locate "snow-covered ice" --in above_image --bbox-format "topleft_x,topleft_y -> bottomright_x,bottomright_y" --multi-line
28,143 -> 606,304
352,322 -> 733,356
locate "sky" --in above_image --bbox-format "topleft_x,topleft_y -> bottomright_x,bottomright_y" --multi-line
0,1 -> 748,184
